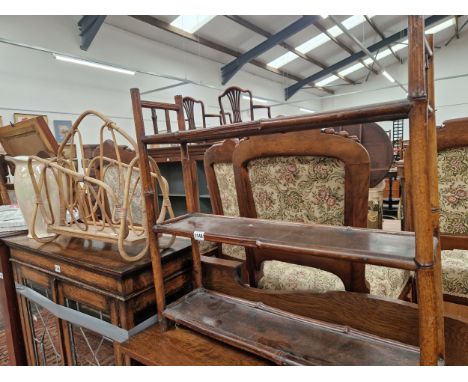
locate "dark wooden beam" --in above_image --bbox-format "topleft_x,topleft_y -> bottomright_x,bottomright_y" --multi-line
130,15 -> 334,95
225,15 -> 356,85
364,16 -> 403,64
221,16 -> 319,84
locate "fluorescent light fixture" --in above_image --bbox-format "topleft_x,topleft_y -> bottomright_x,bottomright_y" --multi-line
268,15 -> 372,69
242,95 -> 268,103
300,107 -> 316,113
320,15 -> 328,19
382,70 -> 395,83
53,54 -> 135,75
425,18 -> 455,34
170,15 -> 215,33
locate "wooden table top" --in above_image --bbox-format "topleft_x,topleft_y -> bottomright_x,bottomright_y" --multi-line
2,234 -> 191,278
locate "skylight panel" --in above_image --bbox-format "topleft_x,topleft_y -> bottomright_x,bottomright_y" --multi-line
425,18 -> 455,34
267,15 -> 372,69
338,62 -> 364,76
268,51 -> 299,69
296,33 -> 330,53
170,15 -> 215,33
315,75 -> 339,87
302,17 -> 455,92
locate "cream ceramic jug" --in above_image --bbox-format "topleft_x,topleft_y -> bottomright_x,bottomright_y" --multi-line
5,156 -> 62,239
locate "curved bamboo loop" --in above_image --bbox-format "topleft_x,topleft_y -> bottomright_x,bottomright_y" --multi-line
27,110 -> 175,262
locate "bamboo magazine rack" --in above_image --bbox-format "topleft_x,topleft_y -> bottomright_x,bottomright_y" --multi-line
27,110 -> 174,262
132,17 -> 467,365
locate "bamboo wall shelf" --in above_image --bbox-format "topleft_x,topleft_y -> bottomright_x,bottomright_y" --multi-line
131,19 -> 449,365
155,213 -> 437,270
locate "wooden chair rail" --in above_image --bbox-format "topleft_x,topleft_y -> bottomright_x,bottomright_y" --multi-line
141,99 -> 411,145
140,100 -> 180,111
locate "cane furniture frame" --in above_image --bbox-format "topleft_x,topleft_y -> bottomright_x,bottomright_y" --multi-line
132,17 -> 453,365
25,110 -> 175,262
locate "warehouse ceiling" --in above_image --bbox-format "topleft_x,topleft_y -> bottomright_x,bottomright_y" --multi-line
101,15 -> 468,99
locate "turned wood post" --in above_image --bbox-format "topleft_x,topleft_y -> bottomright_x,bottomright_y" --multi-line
425,34 -> 445,360
407,16 -> 444,365
177,95 -> 203,289
131,88 -> 168,330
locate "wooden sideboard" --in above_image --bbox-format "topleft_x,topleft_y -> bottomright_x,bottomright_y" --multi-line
0,234 -> 192,365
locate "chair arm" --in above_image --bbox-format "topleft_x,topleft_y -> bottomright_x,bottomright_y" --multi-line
204,113 -> 223,124
252,105 -> 271,118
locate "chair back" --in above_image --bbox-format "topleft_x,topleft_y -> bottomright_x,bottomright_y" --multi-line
218,86 -> 252,124
183,97 -> 207,130
204,139 -> 245,260
232,129 -> 370,290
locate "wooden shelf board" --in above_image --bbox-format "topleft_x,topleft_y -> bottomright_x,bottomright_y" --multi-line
154,213 -> 436,270
163,288 -> 420,366
118,322 -> 272,365
142,99 -> 411,144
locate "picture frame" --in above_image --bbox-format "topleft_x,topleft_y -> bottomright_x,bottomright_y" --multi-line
14,113 -> 49,125
53,120 -> 73,143
0,116 -> 58,157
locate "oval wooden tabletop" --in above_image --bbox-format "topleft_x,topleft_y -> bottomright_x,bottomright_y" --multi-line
336,123 -> 393,188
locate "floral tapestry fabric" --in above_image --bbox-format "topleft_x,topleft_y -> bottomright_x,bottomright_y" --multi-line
437,147 -> 468,234
247,156 -> 345,225
441,249 -> 468,298
213,163 -> 240,217
103,164 -> 143,225
365,265 -> 411,299
213,162 -> 245,259
249,156 -> 346,291
258,260 -> 345,292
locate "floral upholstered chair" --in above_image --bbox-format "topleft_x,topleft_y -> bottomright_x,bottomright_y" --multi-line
232,129 -> 411,295
205,131 -> 411,298
436,119 -> 468,304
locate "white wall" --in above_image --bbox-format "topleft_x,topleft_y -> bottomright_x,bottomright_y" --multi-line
320,31 -> 468,139
0,16 -> 321,144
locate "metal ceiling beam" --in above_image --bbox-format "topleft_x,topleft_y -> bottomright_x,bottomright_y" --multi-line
329,16 -> 407,94
225,15 -> 356,85
131,15 -> 334,95
285,15 -> 447,100
312,19 -> 378,76
221,15 -> 320,84
364,16 -> 403,64
78,16 -> 106,51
